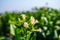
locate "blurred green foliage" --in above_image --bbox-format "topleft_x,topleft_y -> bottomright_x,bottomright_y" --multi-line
0,7 -> 60,40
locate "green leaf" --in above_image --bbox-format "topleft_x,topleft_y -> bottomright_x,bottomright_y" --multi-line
10,24 -> 16,36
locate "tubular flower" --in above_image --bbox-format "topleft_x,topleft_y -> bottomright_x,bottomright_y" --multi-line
35,20 -> 39,23
30,16 -> 36,25
43,26 -> 47,30
21,14 -> 26,20
24,22 -> 29,28
30,16 -> 39,25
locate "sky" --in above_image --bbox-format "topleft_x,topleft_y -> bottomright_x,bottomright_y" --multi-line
0,0 -> 60,13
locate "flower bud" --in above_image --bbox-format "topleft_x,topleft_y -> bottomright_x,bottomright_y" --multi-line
30,16 -> 35,25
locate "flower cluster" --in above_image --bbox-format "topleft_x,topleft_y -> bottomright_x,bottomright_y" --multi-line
21,14 -> 26,20
30,16 -> 39,25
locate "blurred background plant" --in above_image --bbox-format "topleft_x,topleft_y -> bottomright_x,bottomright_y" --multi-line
0,7 -> 60,40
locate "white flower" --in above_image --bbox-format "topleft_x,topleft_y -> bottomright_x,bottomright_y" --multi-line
21,14 -> 26,19
35,20 -> 39,23
30,16 -> 39,25
24,22 -> 29,28
30,16 -> 35,25
43,26 -> 47,30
